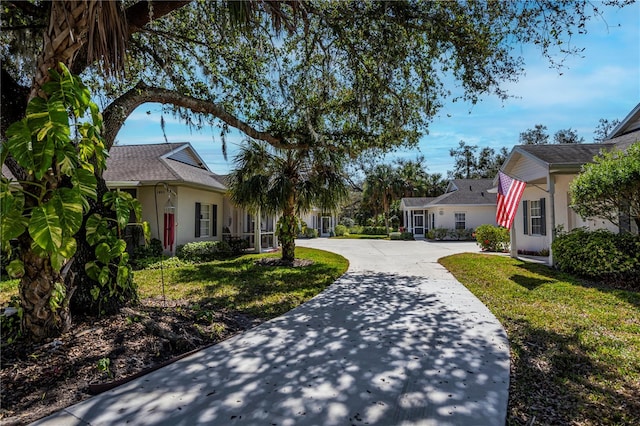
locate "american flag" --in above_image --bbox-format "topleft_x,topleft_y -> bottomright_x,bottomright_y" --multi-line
496,171 -> 526,229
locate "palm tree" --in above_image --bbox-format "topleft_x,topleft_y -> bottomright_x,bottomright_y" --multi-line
363,164 -> 404,234
227,140 -> 348,264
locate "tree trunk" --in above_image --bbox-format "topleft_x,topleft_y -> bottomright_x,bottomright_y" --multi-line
281,198 -> 297,264
19,244 -> 73,341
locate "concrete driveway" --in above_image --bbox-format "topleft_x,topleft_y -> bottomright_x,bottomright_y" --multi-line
34,239 -> 509,426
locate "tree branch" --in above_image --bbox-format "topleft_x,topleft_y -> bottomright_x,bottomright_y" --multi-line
102,81 -> 293,150
125,1 -> 193,34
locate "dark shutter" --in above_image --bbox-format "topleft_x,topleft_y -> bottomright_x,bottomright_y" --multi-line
523,200 -> 529,235
540,198 -> 546,236
212,204 -> 218,237
195,202 -> 201,237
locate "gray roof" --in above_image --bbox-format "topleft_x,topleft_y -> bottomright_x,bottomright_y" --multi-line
103,143 -> 226,191
517,144 -> 608,166
429,179 -> 496,206
401,197 -> 437,208
401,179 -> 496,209
603,129 -> 640,152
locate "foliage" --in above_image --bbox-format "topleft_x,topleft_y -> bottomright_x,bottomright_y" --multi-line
570,143 -> 640,231
132,238 -> 163,260
338,217 -> 355,228
448,141 -> 508,179
552,228 -> 640,289
227,141 -> 348,262
334,224 -> 348,237
519,124 -> 550,145
83,189 -> 146,314
441,253 -> 640,424
474,224 -> 510,252
176,241 -> 233,263
429,228 -> 450,240
593,117 -> 621,143
0,296 -> 23,345
553,128 -> 584,144
448,228 -> 475,241
362,226 -> 388,236
389,232 -> 414,241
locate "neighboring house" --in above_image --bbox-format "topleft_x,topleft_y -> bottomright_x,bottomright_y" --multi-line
104,143 -> 276,254
499,102 -> 640,264
400,179 -> 498,238
299,208 -> 338,237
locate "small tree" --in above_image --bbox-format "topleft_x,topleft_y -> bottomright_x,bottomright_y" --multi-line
227,141 -> 348,264
519,124 -> 550,145
571,143 -> 640,233
554,128 -> 584,144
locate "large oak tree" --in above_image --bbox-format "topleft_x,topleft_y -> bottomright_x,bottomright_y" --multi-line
1,0 -> 631,339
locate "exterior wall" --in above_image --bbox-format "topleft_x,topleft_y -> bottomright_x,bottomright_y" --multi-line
174,186 -> 224,248
299,209 -> 337,236
513,184 -> 550,254
432,205 -> 497,230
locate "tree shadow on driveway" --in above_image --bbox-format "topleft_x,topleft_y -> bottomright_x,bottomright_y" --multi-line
35,271 -> 509,426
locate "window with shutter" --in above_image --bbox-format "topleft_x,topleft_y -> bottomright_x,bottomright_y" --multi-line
523,200 -> 529,235
195,202 -> 201,238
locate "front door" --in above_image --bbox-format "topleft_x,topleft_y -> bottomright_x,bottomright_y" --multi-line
321,216 -> 332,237
414,213 -> 424,236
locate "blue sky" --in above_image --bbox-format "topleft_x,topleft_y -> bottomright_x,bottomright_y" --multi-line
116,4 -> 640,177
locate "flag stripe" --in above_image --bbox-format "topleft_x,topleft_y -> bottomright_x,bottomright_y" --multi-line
496,171 -> 526,229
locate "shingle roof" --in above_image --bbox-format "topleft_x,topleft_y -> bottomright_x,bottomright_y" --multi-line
401,179 -> 496,209
103,143 -> 226,191
517,144 -> 607,166
401,197 -> 436,208
429,179 -> 496,206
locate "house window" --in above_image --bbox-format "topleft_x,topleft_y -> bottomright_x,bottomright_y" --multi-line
195,203 -> 218,237
530,200 -> 542,235
523,199 -> 546,236
454,212 -> 466,230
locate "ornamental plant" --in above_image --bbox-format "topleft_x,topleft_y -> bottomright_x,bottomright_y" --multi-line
474,224 -> 510,252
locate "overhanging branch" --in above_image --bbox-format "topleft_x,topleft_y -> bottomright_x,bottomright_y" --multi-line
103,81 -> 296,150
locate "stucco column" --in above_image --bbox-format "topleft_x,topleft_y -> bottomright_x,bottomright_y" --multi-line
548,174 -> 556,266
254,208 -> 262,253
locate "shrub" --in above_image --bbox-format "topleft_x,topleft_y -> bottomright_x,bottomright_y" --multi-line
552,228 -> 640,289
304,227 -> 318,238
449,228 -> 475,241
132,238 -> 163,259
339,217 -> 355,228
362,226 -> 388,235
433,228 -> 449,240
349,225 -> 364,234
390,231 -> 414,241
334,224 -> 348,236
227,237 -> 250,254
176,240 -> 233,263
475,224 -> 510,252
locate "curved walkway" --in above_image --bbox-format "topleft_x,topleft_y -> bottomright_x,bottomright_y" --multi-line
34,239 -> 509,426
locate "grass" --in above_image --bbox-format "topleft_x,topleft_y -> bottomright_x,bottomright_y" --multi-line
0,247 -> 349,321
135,247 -> 348,319
439,253 -> 640,425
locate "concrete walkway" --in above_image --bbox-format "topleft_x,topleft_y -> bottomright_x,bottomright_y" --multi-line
34,239 -> 509,426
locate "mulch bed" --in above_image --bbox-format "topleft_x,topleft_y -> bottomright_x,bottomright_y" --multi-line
0,299 -> 262,425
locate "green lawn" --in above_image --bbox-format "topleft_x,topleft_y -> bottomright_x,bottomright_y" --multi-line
1,247 -> 349,321
440,253 -> 640,425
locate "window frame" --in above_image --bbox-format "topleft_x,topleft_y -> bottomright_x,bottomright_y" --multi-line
454,212 -> 466,230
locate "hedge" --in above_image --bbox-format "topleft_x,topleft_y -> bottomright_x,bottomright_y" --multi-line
176,240 -> 233,263
552,228 -> 640,289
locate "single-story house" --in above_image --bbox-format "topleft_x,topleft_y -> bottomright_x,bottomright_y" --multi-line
104,143 -> 277,254
400,178 -> 498,238
299,208 -> 339,237
499,102 -> 640,265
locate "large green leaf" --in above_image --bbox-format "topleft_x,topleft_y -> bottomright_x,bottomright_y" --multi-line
29,203 -> 63,251
85,214 -> 106,245
51,236 -> 77,272
6,259 -> 25,278
5,120 -> 34,172
31,135 -> 56,180
95,242 -> 112,264
53,188 -> 83,235
110,239 -> 127,258
73,168 -> 98,204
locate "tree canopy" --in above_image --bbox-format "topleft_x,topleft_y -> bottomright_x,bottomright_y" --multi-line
448,141 -> 508,179
571,143 -> 640,233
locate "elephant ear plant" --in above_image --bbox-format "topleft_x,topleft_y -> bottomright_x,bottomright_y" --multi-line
0,63 -> 147,340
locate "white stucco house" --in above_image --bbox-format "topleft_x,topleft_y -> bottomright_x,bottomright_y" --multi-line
298,208 -> 338,237
499,102 -> 640,265
400,178 -> 498,238
104,143 -> 277,254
